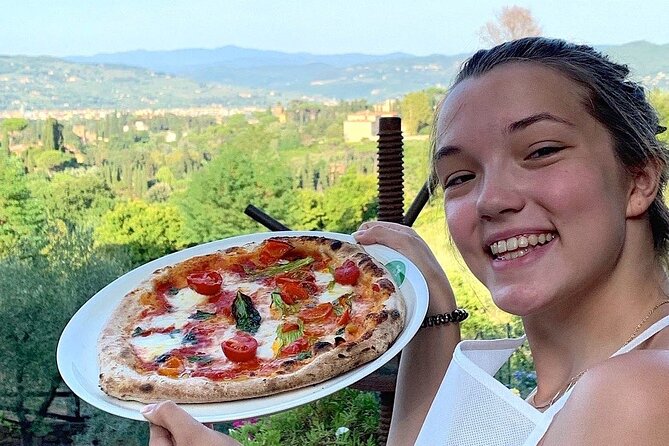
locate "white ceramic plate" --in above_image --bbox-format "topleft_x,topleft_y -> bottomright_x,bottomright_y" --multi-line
57,231 -> 428,423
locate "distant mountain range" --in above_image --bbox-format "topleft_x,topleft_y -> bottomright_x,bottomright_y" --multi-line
1,41 -> 668,111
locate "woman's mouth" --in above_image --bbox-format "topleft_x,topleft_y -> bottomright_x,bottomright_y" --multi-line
489,233 -> 557,260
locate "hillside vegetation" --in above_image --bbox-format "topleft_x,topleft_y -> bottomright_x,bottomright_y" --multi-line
3,40 -> 669,110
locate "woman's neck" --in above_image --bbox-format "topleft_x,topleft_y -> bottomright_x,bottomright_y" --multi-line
522,256 -> 668,405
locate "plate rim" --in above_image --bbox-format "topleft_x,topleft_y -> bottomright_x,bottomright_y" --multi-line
57,230 -> 428,422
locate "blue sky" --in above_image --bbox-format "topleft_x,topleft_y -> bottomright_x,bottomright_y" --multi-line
1,0 -> 667,57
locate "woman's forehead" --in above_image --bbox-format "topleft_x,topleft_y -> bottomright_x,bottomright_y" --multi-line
436,63 -> 589,140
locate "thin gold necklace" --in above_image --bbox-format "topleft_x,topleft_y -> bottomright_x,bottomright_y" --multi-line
531,299 -> 669,410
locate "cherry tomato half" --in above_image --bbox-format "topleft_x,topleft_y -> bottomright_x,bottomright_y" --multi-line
222,332 -> 259,362
282,322 -> 301,333
337,308 -> 351,326
281,337 -> 310,356
187,270 -> 223,295
334,260 -> 360,285
259,239 -> 294,264
280,281 -> 310,303
298,303 -> 334,322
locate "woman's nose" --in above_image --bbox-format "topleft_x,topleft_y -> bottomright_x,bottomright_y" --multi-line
475,170 -> 525,220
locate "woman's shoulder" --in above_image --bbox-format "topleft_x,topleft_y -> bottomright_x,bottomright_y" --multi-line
541,350 -> 669,445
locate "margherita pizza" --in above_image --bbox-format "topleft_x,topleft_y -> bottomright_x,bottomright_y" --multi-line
98,235 -> 406,403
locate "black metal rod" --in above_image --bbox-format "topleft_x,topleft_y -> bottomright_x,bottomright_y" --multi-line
403,179 -> 432,227
244,204 -> 292,231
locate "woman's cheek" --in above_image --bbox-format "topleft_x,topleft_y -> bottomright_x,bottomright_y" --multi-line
445,199 -> 479,258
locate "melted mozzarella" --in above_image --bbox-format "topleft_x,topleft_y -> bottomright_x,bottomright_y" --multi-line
254,319 -> 281,360
143,287 -> 209,330
131,332 -> 184,362
313,271 -> 354,303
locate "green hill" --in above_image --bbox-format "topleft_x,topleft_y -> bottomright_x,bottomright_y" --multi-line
2,40 -> 669,111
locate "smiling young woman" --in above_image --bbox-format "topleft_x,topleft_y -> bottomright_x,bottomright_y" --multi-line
355,37 -> 669,446
141,37 -> 669,446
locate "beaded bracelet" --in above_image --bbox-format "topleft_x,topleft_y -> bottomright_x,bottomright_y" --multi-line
420,308 -> 469,329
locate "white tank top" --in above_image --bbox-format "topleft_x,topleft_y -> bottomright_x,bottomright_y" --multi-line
415,314 -> 669,446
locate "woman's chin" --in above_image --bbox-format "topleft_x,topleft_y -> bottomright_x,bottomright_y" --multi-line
489,287 -> 548,317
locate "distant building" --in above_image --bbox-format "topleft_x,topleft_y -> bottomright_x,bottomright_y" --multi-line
271,104 -> 287,123
343,110 -> 399,142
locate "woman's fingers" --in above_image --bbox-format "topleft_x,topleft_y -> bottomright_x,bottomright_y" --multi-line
148,423 -> 174,446
142,401 -> 241,446
355,222 -> 410,245
142,401 -> 206,445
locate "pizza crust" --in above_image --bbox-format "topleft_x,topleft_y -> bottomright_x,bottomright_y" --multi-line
98,236 -> 406,403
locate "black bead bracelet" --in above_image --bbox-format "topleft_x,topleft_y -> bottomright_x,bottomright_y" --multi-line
420,308 -> 469,329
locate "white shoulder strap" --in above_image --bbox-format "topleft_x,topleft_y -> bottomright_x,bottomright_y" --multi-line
612,314 -> 669,356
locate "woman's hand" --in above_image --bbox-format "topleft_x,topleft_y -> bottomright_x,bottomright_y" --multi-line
142,401 -> 241,446
353,221 -> 439,273
353,221 -> 455,311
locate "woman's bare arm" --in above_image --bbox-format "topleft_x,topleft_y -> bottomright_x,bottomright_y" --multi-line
354,222 -> 461,445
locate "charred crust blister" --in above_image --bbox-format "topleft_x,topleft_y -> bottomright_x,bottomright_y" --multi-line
376,278 -> 395,293
354,253 -> 385,277
282,359 -> 297,369
334,336 -> 346,346
139,383 -> 154,393
390,309 -> 401,320
366,311 -> 389,324
314,341 -> 333,352
330,240 -> 342,250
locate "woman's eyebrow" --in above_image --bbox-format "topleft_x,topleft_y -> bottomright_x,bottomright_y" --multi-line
506,112 -> 575,134
433,145 -> 461,162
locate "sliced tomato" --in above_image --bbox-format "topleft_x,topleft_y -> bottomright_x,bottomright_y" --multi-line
280,281 -> 310,303
157,356 -> 184,377
186,271 -> 222,295
222,332 -> 259,362
259,239 -> 294,264
337,309 -> 351,326
334,260 -> 360,285
303,325 -> 326,337
281,337 -> 310,356
298,303 -> 334,322
281,322 -> 301,333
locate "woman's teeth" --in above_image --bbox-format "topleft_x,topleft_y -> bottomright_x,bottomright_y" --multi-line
490,233 -> 555,260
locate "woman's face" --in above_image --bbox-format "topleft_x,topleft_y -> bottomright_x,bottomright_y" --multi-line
434,63 -> 633,316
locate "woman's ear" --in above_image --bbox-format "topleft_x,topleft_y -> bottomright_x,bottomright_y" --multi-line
626,161 -> 662,218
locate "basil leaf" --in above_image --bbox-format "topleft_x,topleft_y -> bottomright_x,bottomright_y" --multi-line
296,351 -> 312,361
131,327 -> 144,337
250,257 -> 314,279
189,310 -> 216,320
182,331 -> 197,345
187,355 -> 213,365
271,292 -> 288,314
275,321 -> 304,352
232,291 -> 262,334
271,292 -> 298,316
332,293 -> 353,316
155,353 -> 171,363
336,327 -> 345,336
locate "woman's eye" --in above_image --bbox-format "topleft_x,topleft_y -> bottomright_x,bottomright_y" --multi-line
527,146 -> 564,159
444,173 -> 475,189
